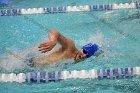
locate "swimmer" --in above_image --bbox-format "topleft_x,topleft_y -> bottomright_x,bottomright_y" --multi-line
27,29 -> 103,66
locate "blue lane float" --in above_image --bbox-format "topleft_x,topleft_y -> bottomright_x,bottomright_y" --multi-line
45,7 -> 66,13
136,1 -> 140,8
0,9 -> 21,16
0,2 -> 139,16
0,67 -> 140,83
90,4 -> 112,11
0,0 -> 10,5
97,68 -> 133,80
26,71 -> 61,83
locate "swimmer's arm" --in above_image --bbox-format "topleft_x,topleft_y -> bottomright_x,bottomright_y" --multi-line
48,29 -> 69,48
48,29 -> 60,46
39,29 -> 73,53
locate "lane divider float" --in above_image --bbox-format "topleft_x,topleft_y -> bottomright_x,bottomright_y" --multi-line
0,2 -> 140,16
0,67 -> 140,83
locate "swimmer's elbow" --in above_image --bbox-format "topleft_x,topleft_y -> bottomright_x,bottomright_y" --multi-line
50,29 -> 59,35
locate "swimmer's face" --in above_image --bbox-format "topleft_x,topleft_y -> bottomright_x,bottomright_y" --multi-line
75,49 -> 88,61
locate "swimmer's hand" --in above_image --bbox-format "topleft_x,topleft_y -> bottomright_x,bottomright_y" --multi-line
38,41 -> 56,53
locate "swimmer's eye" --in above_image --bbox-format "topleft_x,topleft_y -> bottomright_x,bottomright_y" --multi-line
79,55 -> 82,58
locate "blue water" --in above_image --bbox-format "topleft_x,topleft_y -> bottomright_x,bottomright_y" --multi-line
0,0 -> 140,93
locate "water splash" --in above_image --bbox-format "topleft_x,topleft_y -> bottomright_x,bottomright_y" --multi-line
78,31 -> 106,47
77,31 -> 124,63
0,31 -> 125,72
0,51 -> 27,72
0,41 -> 74,72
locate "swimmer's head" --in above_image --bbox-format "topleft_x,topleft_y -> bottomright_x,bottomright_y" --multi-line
75,43 -> 99,61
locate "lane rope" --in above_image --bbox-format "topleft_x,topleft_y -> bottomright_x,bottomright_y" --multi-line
0,2 -> 140,16
0,67 -> 140,83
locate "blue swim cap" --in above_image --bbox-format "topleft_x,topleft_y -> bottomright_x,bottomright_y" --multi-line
82,43 -> 99,57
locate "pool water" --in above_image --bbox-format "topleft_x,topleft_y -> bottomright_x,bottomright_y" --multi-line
0,0 -> 140,93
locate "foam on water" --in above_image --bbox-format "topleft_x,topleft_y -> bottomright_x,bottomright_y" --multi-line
0,40 -> 75,72
0,51 -> 27,72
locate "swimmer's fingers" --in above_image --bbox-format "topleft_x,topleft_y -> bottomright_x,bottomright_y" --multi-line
39,41 -> 55,48
39,46 -> 53,53
39,46 -> 50,51
38,41 -> 55,53
38,42 -> 49,48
